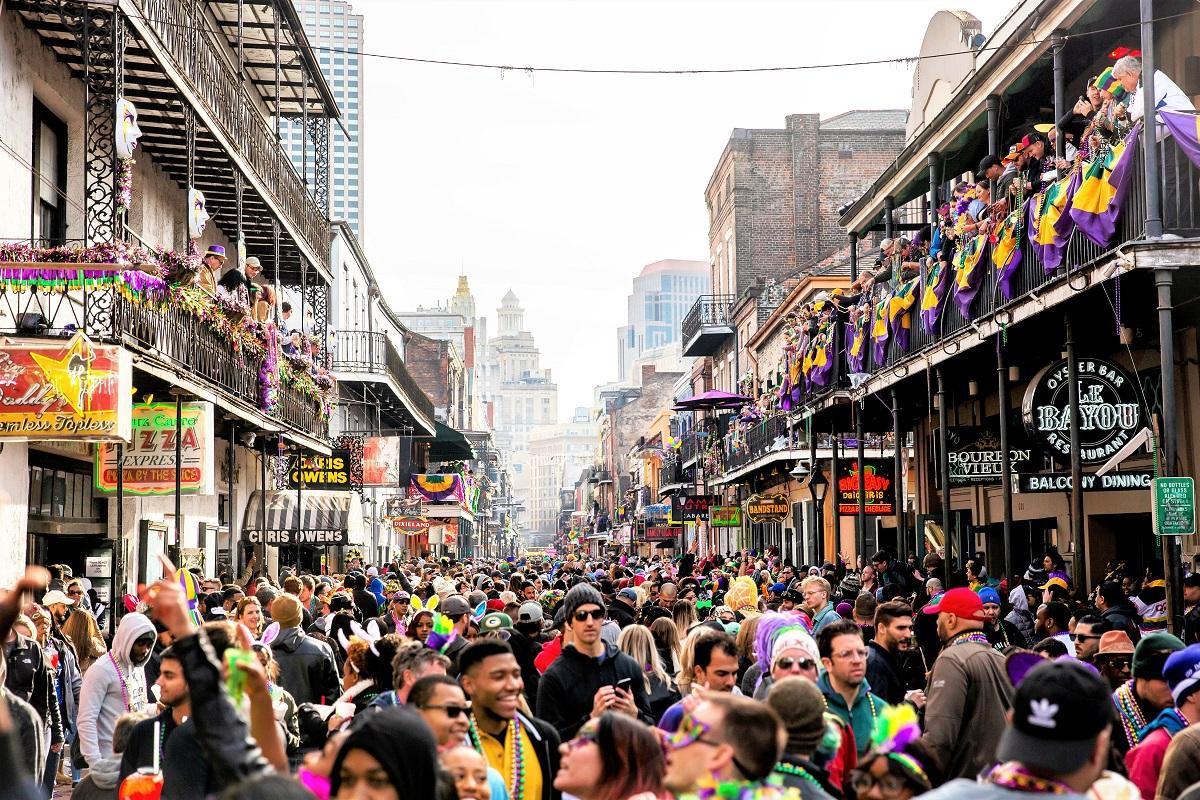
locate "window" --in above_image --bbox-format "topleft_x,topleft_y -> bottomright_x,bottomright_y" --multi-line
32,101 -> 67,246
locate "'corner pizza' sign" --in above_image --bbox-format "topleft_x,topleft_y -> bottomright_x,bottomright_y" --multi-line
0,334 -> 131,441
1022,358 -> 1143,465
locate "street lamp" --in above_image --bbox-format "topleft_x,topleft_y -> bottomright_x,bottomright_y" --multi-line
807,464 -> 829,564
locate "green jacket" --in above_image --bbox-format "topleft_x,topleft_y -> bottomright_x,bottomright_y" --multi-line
816,671 -> 884,756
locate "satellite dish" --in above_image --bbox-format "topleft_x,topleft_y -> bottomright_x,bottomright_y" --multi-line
970,33 -> 987,50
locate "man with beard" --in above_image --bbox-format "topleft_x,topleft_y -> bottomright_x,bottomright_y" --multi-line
77,612 -> 157,768
1093,631 -> 1136,690
866,600 -> 925,706
40,590 -> 83,790
1110,631 -> 1186,756
917,587 -> 1013,780
1035,601 -> 1076,657
118,647 -> 212,798
458,639 -> 560,800
817,618 -> 885,756
1070,615 -> 1112,664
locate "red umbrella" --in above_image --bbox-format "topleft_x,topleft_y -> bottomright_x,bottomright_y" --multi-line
671,389 -> 751,411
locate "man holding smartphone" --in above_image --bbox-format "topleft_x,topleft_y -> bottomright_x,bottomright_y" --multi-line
535,583 -> 652,740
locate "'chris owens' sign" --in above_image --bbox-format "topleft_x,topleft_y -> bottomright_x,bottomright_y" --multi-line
287,450 -> 353,491
1021,358 -> 1144,465
946,426 -> 1032,486
243,529 -> 348,545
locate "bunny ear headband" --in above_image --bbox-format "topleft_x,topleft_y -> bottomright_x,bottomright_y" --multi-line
256,621 -> 281,649
337,618 -> 385,657
471,601 -> 487,624
411,595 -> 439,614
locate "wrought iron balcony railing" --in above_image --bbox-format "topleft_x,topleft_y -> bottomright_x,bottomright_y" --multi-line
133,0 -> 330,272
332,330 -> 435,423
681,294 -> 735,357
724,415 -> 794,473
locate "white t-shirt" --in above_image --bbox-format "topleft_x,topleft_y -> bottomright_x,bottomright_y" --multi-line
1130,70 -> 1196,140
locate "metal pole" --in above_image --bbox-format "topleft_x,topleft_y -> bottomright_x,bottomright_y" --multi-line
849,232 -> 859,281
273,12 -> 281,139
295,452 -> 303,574
175,392 -> 183,555
809,431 -> 820,564
997,336 -> 1015,584
856,407 -> 867,562
937,369 -> 952,572
986,96 -> 1001,158
831,430 -> 842,557
1066,316 -> 1086,591
258,439 -> 267,574
1157,268 -> 1185,632
927,154 -> 939,246
115,441 -> 123,632
892,389 -> 905,564
1052,31 -> 1067,161
1141,0 -> 1164,239
884,196 -> 895,240
228,419 -> 237,579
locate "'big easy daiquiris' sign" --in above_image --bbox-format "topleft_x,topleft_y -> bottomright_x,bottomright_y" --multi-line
1021,358 -> 1144,465
836,458 -> 896,515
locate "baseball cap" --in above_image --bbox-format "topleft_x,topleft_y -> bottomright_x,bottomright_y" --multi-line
41,590 -> 74,607
770,582 -> 788,595
976,154 -> 1002,179
997,660 -> 1113,773
479,613 -> 513,634
517,601 -> 544,624
389,591 -> 411,603
617,588 -> 639,603
441,595 -> 471,617
921,587 -> 986,620
1165,644 -> 1200,705
1039,577 -> 1069,591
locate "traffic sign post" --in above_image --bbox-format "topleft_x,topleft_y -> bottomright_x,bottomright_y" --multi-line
1153,477 -> 1195,537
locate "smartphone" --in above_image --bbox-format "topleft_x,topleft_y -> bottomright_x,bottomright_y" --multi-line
616,677 -> 633,693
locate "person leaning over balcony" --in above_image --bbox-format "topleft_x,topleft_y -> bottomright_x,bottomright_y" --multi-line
198,244 -> 226,294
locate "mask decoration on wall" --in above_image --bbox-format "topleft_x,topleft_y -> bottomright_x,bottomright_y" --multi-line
188,187 -> 209,239
115,98 -> 142,159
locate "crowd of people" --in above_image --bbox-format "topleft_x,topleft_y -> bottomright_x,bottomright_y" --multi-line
5,543 -> 1200,800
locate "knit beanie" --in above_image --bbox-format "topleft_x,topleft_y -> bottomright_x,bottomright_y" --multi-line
767,677 -> 827,756
1134,632 -> 1187,679
563,583 -> 605,621
771,628 -> 820,668
272,593 -> 303,629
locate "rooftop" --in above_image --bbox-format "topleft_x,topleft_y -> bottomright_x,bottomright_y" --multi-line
819,109 -> 909,131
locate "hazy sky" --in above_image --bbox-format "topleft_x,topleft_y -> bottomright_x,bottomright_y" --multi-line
358,0 -> 1007,420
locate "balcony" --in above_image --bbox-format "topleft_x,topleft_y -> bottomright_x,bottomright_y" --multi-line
681,295 -> 735,357
8,0 -> 334,278
803,134 -> 1198,412
331,331 -> 436,434
723,415 -> 794,474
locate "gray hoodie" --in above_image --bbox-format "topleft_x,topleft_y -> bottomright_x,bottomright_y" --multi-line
76,612 -> 156,766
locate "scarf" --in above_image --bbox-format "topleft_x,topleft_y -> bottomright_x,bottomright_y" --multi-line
1138,707 -> 1189,740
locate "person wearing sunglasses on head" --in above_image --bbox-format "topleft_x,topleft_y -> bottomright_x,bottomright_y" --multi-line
662,693 -> 798,799
554,712 -> 665,800
536,584 -> 652,742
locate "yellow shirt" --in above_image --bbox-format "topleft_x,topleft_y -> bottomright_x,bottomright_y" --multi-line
478,721 -> 542,800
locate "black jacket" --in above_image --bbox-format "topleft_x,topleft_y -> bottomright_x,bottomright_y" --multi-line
271,625 -> 340,705
536,642 -> 653,741
120,710 -> 214,800
1102,604 -> 1140,640
173,629 -> 271,791
506,712 -> 561,800
4,633 -> 62,745
866,641 -> 906,705
607,600 -> 637,629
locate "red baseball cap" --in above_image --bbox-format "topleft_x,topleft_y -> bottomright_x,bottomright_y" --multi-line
921,587 -> 987,619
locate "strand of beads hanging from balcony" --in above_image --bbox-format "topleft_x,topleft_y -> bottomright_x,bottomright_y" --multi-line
0,241 -> 336,422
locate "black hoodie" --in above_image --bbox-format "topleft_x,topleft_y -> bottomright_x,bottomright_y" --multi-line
535,641 -> 652,740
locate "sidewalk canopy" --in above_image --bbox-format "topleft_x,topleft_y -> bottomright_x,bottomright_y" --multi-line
427,420 -> 475,461
241,489 -> 364,546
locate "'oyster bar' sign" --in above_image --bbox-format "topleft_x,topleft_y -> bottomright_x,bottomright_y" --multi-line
1021,357 -> 1144,465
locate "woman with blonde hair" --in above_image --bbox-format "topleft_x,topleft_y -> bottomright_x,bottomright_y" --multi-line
672,599 -> 697,638
62,605 -> 107,674
648,616 -> 681,675
735,614 -> 762,688
617,624 -> 680,721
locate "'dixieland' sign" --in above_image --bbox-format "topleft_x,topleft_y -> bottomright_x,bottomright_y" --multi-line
1021,358 -> 1143,466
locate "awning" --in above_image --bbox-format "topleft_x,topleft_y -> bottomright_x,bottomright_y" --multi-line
427,421 -> 475,462
241,490 -> 364,546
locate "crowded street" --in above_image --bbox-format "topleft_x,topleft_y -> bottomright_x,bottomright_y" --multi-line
7,0 -> 1200,798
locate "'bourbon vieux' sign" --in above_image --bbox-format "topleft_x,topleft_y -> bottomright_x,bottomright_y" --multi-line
1021,357 -> 1144,465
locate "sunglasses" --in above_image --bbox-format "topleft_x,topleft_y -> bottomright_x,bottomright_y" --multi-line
566,732 -> 597,751
67,590 -> 84,597
573,608 -> 605,622
1071,633 -> 1102,642
420,702 -> 471,718
850,769 -> 911,798
776,658 -> 816,672
666,715 -> 722,751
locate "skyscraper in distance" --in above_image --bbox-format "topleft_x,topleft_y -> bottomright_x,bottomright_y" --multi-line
289,0 -> 364,238
616,259 -> 709,384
